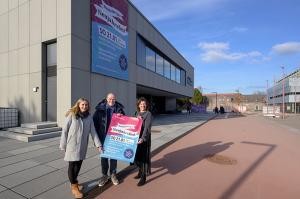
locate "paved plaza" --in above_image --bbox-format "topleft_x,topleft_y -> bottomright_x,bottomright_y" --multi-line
0,112 -> 215,199
94,113 -> 300,199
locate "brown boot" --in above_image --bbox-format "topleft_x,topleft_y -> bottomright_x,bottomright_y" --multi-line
70,183 -> 83,191
71,183 -> 83,198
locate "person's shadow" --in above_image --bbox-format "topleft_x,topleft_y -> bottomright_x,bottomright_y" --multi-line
148,141 -> 234,183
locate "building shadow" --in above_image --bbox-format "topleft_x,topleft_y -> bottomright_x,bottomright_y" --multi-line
220,141 -> 276,199
7,96 -> 38,125
147,141 -> 234,184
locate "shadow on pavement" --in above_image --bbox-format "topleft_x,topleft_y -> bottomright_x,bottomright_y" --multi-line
147,141 -> 234,184
220,141 -> 276,199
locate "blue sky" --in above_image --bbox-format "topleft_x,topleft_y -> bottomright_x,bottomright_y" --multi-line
130,0 -> 300,94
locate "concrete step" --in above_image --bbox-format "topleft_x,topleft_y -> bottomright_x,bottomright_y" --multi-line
21,122 -> 57,129
0,130 -> 61,142
6,127 -> 62,135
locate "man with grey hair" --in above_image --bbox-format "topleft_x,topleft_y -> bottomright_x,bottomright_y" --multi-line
93,93 -> 125,186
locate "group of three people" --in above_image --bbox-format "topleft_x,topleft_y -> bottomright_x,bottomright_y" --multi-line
59,93 -> 152,198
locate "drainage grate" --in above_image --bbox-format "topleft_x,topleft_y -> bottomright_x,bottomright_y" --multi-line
205,154 -> 237,165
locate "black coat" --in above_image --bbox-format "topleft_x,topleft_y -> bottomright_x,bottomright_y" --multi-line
93,99 -> 125,144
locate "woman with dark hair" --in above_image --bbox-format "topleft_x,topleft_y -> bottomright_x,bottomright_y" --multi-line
134,97 -> 152,186
60,98 -> 101,198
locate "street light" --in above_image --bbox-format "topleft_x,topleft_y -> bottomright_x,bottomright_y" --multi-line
266,80 -> 269,114
212,92 -> 217,109
281,66 -> 285,119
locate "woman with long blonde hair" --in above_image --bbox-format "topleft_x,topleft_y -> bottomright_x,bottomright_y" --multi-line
60,98 -> 102,198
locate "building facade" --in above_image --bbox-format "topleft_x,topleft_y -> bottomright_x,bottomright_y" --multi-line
204,93 -> 265,113
267,69 -> 300,113
0,0 -> 194,126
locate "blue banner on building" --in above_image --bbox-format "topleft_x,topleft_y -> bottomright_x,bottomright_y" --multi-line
91,0 -> 129,80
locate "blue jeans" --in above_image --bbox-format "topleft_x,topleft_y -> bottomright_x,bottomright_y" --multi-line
101,157 -> 117,175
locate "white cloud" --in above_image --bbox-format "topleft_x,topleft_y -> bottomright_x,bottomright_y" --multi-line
198,42 -> 229,51
272,42 -> 300,55
198,42 -> 263,62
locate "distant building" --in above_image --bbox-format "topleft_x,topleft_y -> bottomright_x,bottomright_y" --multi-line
267,69 -> 300,113
204,93 -> 265,112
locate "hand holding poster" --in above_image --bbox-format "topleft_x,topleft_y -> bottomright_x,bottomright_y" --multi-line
101,114 -> 142,163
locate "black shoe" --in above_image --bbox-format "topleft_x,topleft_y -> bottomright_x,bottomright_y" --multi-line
137,176 -> 146,186
134,170 -> 142,179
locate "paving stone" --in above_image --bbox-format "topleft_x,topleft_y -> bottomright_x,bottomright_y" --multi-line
0,147 -> 59,167
85,147 -> 100,158
0,160 -> 39,178
0,140 -> 29,153
0,151 -> 12,159
0,184 -> 7,193
32,150 -> 64,164
0,155 -> 27,168
12,170 -> 68,198
8,145 -> 48,155
46,158 -> 68,169
0,165 -> 57,188
0,190 -> 26,199
32,177 -> 89,199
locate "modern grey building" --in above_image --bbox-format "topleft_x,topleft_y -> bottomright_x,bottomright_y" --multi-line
267,69 -> 300,113
0,0 -> 194,126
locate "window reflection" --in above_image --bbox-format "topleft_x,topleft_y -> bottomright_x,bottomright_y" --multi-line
146,47 -> 155,72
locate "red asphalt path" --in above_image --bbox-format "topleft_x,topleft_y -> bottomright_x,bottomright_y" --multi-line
94,114 -> 300,199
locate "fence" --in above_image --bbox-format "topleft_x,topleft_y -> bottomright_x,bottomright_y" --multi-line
0,108 -> 18,129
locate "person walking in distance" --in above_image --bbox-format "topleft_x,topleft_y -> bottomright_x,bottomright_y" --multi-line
93,93 -> 125,186
134,97 -> 152,186
60,98 -> 102,198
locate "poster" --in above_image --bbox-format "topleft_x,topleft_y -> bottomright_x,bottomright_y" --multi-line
91,0 -> 129,80
101,114 -> 143,163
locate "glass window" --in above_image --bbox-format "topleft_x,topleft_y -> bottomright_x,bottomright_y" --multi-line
137,36 -> 146,67
47,43 -> 57,66
164,59 -> 170,79
171,64 -> 176,81
175,67 -> 181,83
156,54 -> 164,76
181,70 -> 186,86
146,47 -> 155,72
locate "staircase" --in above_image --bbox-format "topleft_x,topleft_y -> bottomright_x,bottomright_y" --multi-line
0,122 -> 62,142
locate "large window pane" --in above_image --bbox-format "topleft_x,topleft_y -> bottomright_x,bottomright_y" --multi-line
175,67 -> 181,83
137,36 -> 146,67
181,70 -> 186,86
156,54 -> 164,76
146,47 -> 155,72
47,43 -> 57,66
171,64 -> 176,81
164,59 -> 170,79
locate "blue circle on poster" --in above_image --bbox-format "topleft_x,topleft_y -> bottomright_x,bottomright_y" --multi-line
119,54 -> 128,71
124,149 -> 134,159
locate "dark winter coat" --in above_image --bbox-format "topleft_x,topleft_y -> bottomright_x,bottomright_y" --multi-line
93,99 -> 125,145
135,111 -> 152,175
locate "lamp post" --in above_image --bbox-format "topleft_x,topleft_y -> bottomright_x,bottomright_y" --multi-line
266,80 -> 269,114
281,66 -> 285,119
273,77 -> 275,115
212,92 -> 217,109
